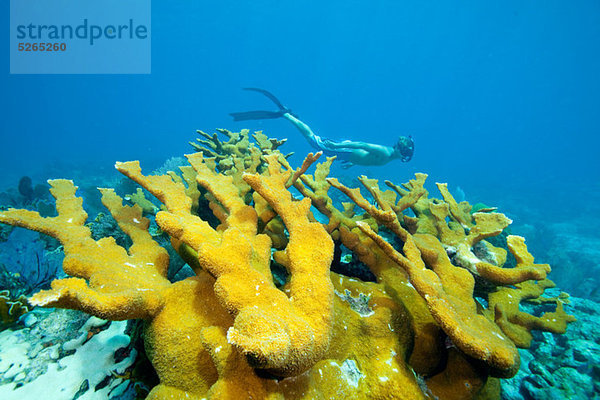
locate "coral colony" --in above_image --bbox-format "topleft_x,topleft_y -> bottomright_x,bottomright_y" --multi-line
0,129 -> 574,399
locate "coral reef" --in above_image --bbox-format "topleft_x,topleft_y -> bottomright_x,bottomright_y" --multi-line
190,128 -> 291,164
0,129 -> 575,399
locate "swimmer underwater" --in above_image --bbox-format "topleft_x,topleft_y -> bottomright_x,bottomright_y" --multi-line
230,88 -> 414,168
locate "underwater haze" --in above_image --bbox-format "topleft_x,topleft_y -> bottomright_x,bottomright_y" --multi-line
2,2 -> 599,187
1,1 -> 600,399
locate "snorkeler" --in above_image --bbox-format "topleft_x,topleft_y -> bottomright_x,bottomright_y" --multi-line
230,88 -> 414,168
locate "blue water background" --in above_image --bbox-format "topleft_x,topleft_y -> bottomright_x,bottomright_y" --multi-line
1,2 -> 599,265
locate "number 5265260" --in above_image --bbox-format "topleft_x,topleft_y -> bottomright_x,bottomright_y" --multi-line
18,42 -> 66,51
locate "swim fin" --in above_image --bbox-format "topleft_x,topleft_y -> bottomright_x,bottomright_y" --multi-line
230,88 -> 296,121
243,87 -> 288,111
229,110 -> 286,121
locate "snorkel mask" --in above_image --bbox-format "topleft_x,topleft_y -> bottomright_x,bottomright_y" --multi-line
395,136 -> 414,162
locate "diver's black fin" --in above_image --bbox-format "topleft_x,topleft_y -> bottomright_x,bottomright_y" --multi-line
243,88 -> 287,111
229,110 -> 285,122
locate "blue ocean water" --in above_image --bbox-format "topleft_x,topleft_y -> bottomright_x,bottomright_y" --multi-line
1,1 -> 599,399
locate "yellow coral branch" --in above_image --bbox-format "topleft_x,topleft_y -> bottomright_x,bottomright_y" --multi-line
475,235 -> 551,285
436,182 -> 473,228
490,279 -> 576,348
356,221 -> 520,377
30,277 -> 164,320
239,154 -> 334,375
118,153 -> 334,376
288,151 -> 321,188
0,180 -> 171,321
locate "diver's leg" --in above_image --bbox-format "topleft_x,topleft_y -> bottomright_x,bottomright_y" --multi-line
283,113 -> 328,151
321,140 -> 377,151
